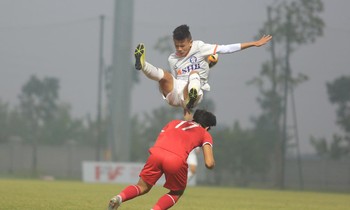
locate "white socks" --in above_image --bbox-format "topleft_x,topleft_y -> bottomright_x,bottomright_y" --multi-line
142,62 -> 164,81
188,73 -> 200,92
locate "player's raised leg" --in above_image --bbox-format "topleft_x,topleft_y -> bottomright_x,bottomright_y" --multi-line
134,43 -> 176,100
108,179 -> 152,210
134,43 -> 164,81
186,72 -> 200,110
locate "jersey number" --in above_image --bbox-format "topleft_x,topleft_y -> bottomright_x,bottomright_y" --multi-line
175,121 -> 199,131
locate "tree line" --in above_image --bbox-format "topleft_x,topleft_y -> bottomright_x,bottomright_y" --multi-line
1,0 -> 349,188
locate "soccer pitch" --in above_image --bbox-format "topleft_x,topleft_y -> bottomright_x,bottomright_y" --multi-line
0,179 -> 349,210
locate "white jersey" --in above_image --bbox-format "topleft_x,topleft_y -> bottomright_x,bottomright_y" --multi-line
168,40 -> 217,91
187,147 -> 200,166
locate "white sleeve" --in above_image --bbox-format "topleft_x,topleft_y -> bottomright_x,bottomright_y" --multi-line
168,55 -> 177,76
216,43 -> 241,54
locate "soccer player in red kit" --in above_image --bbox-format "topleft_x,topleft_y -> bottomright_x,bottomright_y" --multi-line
108,109 -> 217,210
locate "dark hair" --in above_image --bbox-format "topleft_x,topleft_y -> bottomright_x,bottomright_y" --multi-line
173,24 -> 192,41
193,109 -> 216,129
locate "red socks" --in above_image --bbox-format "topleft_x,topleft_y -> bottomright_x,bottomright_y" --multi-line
118,185 -> 141,202
152,194 -> 180,210
118,186 -> 180,210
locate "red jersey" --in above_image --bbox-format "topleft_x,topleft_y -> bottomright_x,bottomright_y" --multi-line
150,120 -> 213,160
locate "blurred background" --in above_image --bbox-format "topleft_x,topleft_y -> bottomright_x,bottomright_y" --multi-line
0,0 -> 349,191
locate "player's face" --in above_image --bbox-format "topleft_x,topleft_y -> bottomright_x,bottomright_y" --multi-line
174,38 -> 192,57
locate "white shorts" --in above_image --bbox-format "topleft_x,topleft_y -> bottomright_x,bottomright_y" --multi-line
163,75 -> 203,108
187,149 -> 198,166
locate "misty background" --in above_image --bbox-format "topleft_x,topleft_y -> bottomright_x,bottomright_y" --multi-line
1,0 -> 350,191
1,0 -> 349,154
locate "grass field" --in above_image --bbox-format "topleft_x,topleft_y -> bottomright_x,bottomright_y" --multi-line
0,179 -> 349,210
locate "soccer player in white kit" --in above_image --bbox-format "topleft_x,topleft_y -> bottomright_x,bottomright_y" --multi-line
187,148 -> 200,182
134,24 -> 272,114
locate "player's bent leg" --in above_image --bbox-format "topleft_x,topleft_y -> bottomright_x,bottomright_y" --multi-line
186,88 -> 198,110
152,191 -> 183,210
136,177 -> 153,195
186,72 -> 200,110
107,184 -> 144,210
188,72 -> 200,92
162,78 -> 190,108
159,71 -> 175,97
135,44 -> 165,82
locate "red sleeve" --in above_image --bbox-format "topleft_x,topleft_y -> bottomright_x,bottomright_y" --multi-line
202,131 -> 213,147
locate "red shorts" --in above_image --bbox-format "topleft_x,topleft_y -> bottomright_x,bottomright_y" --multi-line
139,147 -> 188,191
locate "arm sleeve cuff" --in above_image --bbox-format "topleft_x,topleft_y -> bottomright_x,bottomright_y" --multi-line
216,43 -> 241,54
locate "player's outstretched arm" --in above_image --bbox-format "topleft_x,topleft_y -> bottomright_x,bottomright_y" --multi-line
202,144 -> 215,169
241,35 -> 272,50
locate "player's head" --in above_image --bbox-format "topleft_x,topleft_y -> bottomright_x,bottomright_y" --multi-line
193,109 -> 217,130
173,24 -> 192,41
173,24 -> 192,57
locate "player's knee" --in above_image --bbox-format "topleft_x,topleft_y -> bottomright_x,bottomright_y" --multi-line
188,72 -> 200,80
137,179 -> 153,195
169,190 -> 184,196
159,79 -> 173,96
189,70 -> 199,75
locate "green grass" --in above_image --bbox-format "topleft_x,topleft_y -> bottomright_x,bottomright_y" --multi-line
0,178 -> 349,210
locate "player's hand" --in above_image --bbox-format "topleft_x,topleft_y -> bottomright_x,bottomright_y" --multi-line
255,35 -> 272,47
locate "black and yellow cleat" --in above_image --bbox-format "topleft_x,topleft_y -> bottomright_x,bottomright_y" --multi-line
186,88 -> 198,110
134,43 -> 145,70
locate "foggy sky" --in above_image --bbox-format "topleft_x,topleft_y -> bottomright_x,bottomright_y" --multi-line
1,0 -> 349,154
